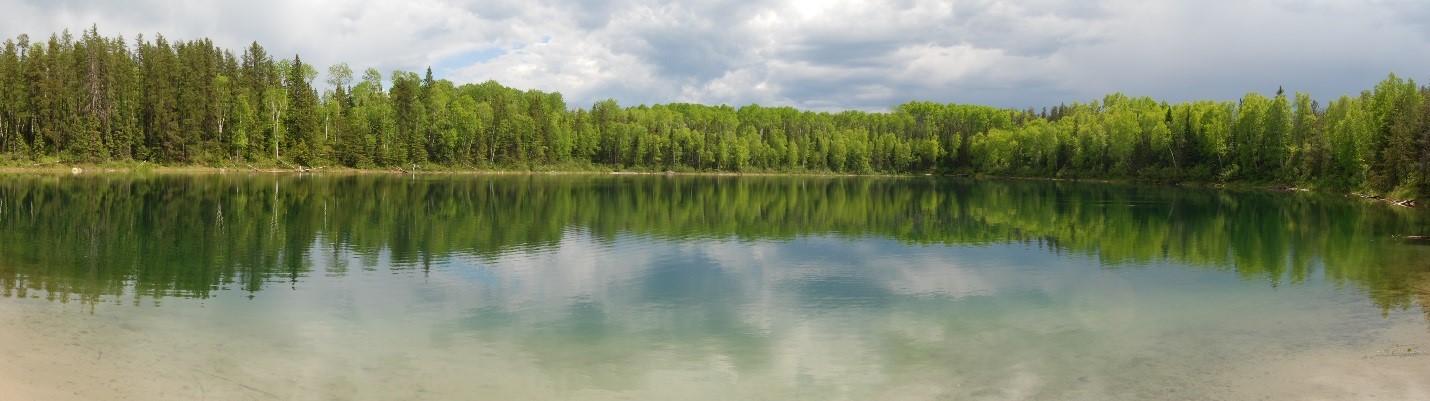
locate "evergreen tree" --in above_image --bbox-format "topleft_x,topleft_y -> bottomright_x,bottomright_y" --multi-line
284,54 -> 321,165
0,26 -> 1425,200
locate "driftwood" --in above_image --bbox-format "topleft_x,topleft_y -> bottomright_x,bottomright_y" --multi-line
1405,236 -> 1430,246
1353,193 -> 1420,208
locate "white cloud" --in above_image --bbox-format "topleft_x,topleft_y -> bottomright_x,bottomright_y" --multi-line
2,0 -> 1427,110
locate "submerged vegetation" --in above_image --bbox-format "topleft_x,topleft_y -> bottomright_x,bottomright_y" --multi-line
0,27 -> 1429,198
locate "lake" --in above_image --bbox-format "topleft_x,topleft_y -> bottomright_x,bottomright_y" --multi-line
1,173 -> 1428,400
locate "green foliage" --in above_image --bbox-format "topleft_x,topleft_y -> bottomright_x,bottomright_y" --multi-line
0,28 -> 1428,198
284,55 -> 321,165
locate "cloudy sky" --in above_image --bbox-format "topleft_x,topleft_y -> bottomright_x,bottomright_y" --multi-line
4,0 -> 1429,111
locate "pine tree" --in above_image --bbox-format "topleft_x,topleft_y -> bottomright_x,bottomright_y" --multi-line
284,54 -> 321,165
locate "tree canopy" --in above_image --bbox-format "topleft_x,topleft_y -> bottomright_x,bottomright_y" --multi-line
1,27 -> 1428,198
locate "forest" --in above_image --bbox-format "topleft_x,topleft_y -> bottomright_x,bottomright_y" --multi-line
1,27 -> 1428,199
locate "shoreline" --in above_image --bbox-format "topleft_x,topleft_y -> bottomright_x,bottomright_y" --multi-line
0,163 -> 889,178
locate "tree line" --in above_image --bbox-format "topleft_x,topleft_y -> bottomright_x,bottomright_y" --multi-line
1,27 -> 1428,198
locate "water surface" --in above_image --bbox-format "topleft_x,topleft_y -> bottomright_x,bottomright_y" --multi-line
1,174 -> 1428,400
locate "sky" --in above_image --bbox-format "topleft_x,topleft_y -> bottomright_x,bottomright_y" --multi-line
3,0 -> 1429,111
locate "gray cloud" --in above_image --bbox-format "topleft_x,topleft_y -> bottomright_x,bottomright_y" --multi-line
2,0 -> 1427,111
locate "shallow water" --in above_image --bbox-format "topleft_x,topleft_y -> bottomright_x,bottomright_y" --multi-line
1,174 -> 1428,400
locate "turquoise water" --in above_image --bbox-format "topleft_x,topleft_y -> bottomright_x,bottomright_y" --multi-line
1,174 -> 1427,400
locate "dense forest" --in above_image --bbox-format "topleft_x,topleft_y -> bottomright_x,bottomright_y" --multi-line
1,27 -> 1429,199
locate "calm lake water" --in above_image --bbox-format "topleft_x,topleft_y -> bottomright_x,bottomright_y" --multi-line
1,174 -> 1428,400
